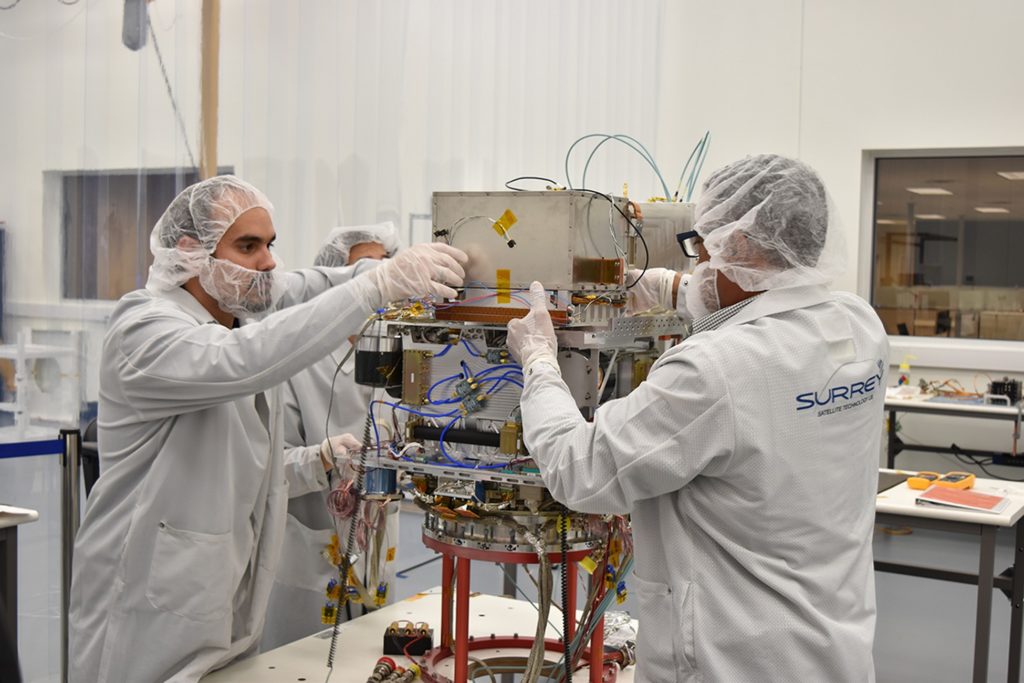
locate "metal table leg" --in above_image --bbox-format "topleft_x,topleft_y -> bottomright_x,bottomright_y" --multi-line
974,526 -> 997,682
0,526 -> 16,651
887,409 -> 898,469
1009,521 -> 1024,683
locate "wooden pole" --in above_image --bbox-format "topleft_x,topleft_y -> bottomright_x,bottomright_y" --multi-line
200,0 -> 220,179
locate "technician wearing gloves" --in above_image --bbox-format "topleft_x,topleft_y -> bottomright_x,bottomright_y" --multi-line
262,222 -> 403,650
68,176 -> 467,683
626,268 -> 691,318
508,155 -> 887,682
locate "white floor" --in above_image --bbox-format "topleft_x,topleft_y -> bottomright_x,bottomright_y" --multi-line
4,459 -> 1024,682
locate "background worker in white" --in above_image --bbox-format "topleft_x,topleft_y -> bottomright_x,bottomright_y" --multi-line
68,176 -> 467,683
262,222 -> 403,650
508,155 -> 888,683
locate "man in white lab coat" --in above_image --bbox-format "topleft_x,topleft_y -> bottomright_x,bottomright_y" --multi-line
68,176 -> 467,683
508,155 -> 887,682
262,222 -> 403,650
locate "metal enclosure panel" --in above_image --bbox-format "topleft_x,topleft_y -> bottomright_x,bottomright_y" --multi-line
637,201 -> 696,272
432,191 -> 630,291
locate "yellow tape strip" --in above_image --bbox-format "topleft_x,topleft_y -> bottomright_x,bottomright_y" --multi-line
496,269 -> 511,304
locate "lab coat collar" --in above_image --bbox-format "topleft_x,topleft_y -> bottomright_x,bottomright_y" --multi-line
718,284 -> 833,330
154,286 -> 220,325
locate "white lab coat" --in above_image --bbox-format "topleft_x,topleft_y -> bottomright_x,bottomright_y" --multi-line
260,343 -> 400,651
521,285 -> 888,683
68,268 -> 378,683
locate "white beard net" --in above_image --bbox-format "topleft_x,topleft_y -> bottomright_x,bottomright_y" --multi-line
146,175 -> 275,291
198,255 -> 286,319
684,262 -> 720,320
693,154 -> 845,292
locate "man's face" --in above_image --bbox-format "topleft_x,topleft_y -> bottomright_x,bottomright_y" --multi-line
347,241 -> 387,265
213,207 -> 277,271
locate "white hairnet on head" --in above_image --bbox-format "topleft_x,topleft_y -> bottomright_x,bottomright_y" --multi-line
314,221 -> 401,267
693,154 -> 844,291
147,175 -> 274,291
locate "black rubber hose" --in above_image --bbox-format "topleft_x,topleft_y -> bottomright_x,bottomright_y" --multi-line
411,425 -> 501,448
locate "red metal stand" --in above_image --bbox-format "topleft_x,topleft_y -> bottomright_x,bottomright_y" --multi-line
454,557 -> 471,683
440,554 -> 454,649
422,533 -> 609,683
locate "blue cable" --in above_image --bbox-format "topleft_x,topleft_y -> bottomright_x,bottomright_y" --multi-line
434,344 -> 453,357
427,372 -> 462,404
461,339 -> 482,357
476,364 -> 522,379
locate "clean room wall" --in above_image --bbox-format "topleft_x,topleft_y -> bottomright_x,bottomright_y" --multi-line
653,0 -> 1024,473
0,1 -> 1020,479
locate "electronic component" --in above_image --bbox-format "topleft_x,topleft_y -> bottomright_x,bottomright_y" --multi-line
366,657 -> 396,682
383,621 -> 433,656
499,421 -> 523,455
989,377 -> 1022,405
485,348 -> 512,364
355,324 -> 403,391
907,472 -> 940,490
402,350 -> 432,406
934,471 -> 975,490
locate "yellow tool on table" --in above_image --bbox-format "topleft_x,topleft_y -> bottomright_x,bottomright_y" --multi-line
907,470 -> 975,490
906,471 -> 940,490
933,471 -> 975,490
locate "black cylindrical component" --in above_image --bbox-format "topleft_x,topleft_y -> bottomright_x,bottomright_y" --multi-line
355,324 -> 402,389
411,425 -> 501,448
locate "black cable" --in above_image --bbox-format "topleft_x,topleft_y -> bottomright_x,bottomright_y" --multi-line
560,511 -> 573,683
951,443 -> 1024,482
0,0 -> 20,10
326,412 -> 374,672
505,176 -> 560,191
502,177 -> 650,287
573,188 -> 649,289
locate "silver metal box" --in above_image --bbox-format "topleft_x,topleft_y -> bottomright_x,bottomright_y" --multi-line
432,190 -> 631,292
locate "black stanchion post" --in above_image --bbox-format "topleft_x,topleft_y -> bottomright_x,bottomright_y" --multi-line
59,429 -> 81,683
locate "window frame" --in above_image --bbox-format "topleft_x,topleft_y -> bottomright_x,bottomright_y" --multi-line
859,147 -> 1024,354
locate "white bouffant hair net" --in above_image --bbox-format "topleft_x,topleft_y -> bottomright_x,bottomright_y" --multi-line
693,154 -> 844,291
314,221 -> 401,267
146,175 -> 274,291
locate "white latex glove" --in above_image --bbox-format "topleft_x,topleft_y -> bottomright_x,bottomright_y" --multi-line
319,433 -> 363,473
361,242 -> 468,302
626,267 -> 677,314
506,281 -> 559,375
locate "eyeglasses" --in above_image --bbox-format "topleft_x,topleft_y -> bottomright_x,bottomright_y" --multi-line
676,229 -> 700,258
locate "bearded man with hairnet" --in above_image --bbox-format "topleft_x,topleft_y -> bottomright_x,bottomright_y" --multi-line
507,155 -> 888,682
68,176 -> 467,682
261,222 -> 403,650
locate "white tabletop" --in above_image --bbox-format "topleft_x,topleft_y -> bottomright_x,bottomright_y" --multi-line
203,589 -> 637,682
0,505 -> 39,530
884,395 -> 1022,420
877,470 -> 1024,527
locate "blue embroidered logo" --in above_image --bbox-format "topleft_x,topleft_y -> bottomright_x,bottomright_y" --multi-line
796,360 -> 885,415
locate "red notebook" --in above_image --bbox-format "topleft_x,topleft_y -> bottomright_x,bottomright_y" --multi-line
915,486 -> 1010,514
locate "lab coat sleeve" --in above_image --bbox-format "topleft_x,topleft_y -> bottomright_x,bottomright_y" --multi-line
276,266 -> 358,308
520,344 -> 734,515
114,278 -> 380,418
281,379 -> 330,497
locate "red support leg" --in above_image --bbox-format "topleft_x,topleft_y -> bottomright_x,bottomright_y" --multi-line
589,614 -> 605,683
441,553 -> 455,649
588,567 -> 605,683
566,560 -> 578,640
454,557 -> 472,683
